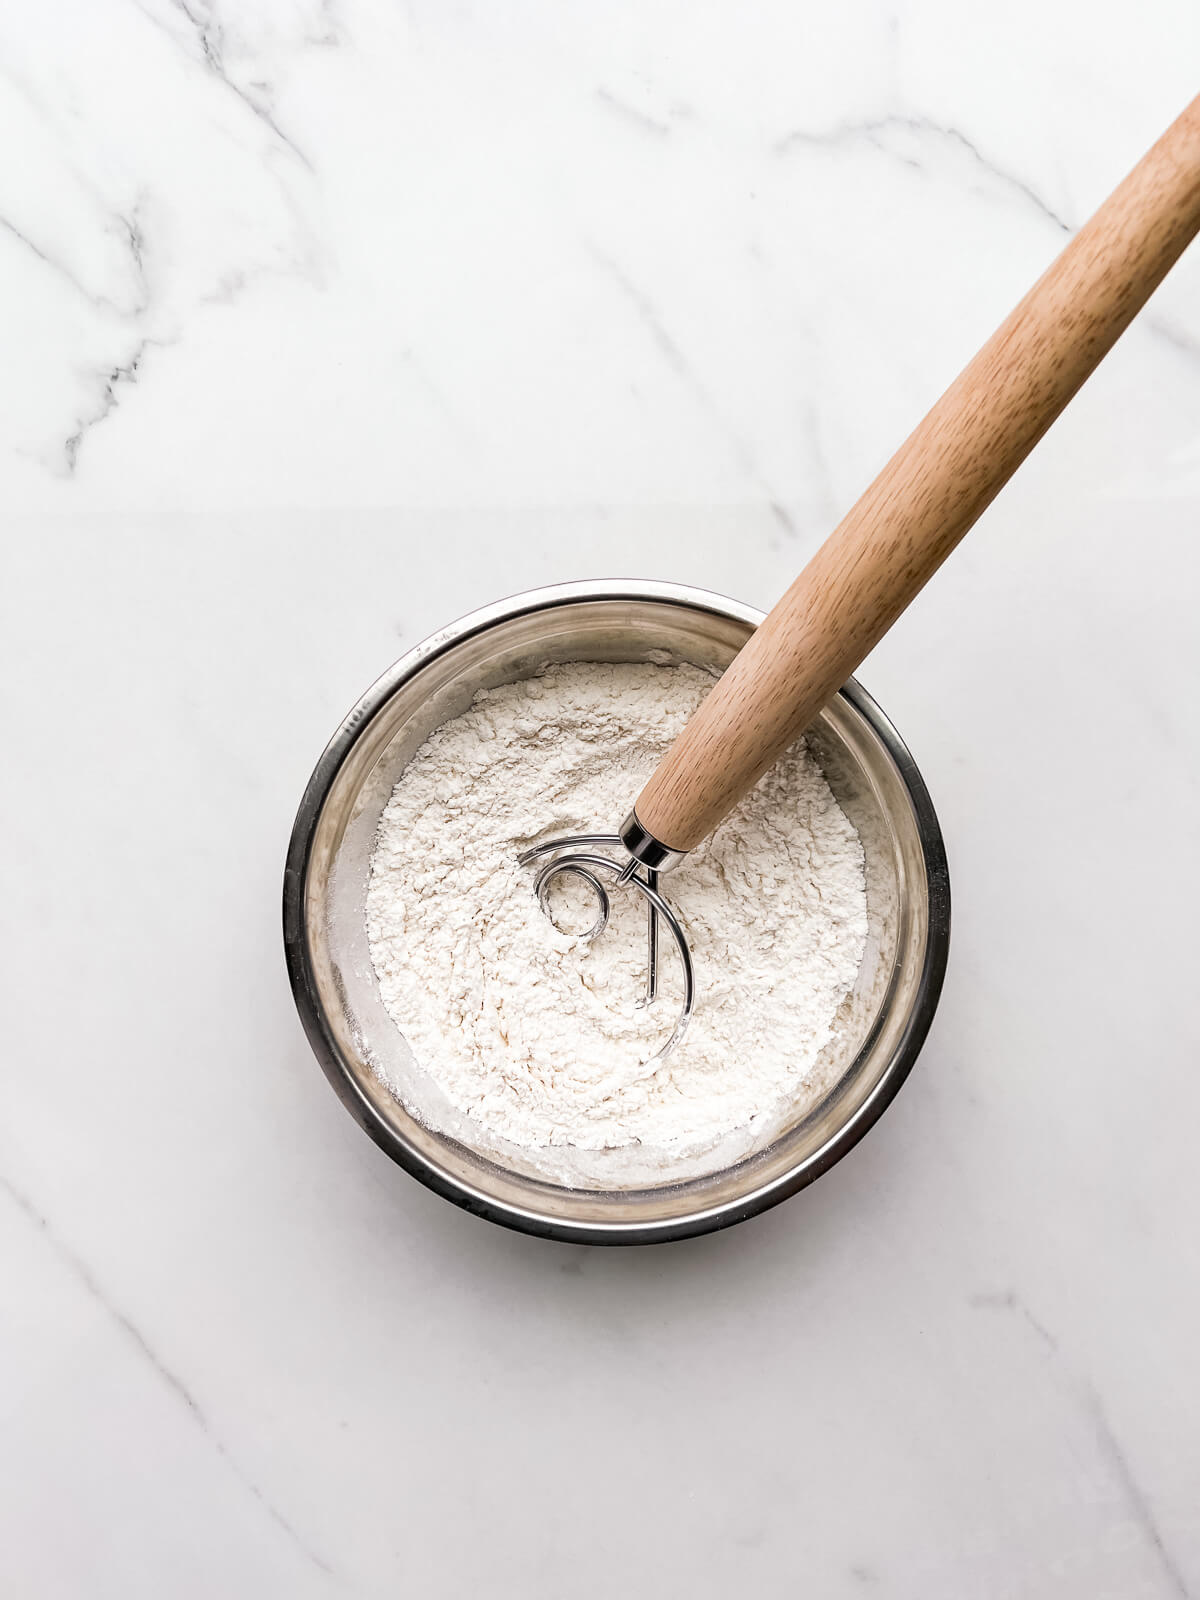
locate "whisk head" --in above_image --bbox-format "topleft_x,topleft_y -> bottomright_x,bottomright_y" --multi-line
517,831 -> 694,1061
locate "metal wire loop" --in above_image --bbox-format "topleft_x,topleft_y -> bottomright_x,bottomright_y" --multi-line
533,859 -> 610,943
517,836 -> 694,1062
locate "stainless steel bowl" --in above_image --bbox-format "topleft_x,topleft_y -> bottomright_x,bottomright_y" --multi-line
283,582 -> 950,1244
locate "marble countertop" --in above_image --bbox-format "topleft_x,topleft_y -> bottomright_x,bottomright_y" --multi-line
4,4 -> 1199,1595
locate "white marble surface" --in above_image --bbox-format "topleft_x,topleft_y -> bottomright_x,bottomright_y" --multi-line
3,3 -> 1200,1595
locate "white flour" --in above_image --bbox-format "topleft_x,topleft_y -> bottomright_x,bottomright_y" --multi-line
366,662 -> 868,1170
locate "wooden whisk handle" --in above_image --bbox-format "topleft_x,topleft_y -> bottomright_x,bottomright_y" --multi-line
633,95 -> 1200,854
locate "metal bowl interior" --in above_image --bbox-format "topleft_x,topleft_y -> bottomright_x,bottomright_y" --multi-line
284,582 -> 949,1243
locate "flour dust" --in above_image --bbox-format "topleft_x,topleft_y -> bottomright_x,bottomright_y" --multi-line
366,662 -> 868,1175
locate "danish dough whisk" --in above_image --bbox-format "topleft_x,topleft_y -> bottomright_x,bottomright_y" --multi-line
523,97 -> 1200,1057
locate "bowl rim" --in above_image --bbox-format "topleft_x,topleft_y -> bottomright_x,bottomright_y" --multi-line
283,580 -> 950,1245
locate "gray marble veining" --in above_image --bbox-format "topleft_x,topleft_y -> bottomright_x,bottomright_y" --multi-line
2,4 -> 1199,1595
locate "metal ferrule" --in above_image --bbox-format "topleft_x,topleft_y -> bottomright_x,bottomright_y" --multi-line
619,810 -> 689,874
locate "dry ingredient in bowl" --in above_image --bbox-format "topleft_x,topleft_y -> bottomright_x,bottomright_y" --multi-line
366,662 -> 868,1165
